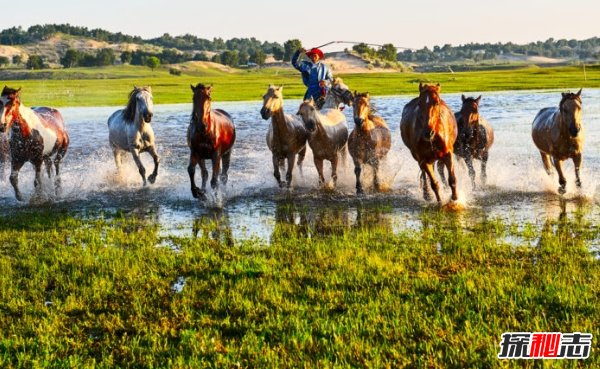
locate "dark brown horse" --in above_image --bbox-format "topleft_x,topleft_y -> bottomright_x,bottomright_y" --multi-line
532,89 -> 583,194
0,86 -> 69,201
438,95 -> 494,189
187,83 -> 236,198
400,83 -> 458,203
348,92 -> 391,194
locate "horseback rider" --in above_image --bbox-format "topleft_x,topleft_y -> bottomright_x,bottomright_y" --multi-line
291,47 -> 333,108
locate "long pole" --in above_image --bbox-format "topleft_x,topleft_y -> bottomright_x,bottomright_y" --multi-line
312,40 -> 413,51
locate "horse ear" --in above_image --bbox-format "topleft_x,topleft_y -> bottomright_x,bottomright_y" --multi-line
562,92 -> 567,98
461,94 -> 466,102
278,86 -> 283,91
190,84 -> 195,92
419,82 -> 424,92
576,88 -> 582,97
476,95 -> 482,104
366,92 -> 370,98
146,86 -> 152,93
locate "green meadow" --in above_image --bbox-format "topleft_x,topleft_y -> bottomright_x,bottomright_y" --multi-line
1,63 -> 599,107
0,206 -> 598,368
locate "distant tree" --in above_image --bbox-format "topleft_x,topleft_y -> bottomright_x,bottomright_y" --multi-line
283,39 -> 303,61
211,54 -> 221,64
250,49 -> 266,66
26,55 -> 44,69
220,50 -> 239,67
61,49 -> 81,68
353,43 -> 375,57
193,52 -> 209,61
0,56 -> 9,67
377,43 -> 397,61
238,50 -> 249,65
120,51 -> 133,64
96,48 -> 116,66
271,45 -> 285,61
146,56 -> 160,71
12,55 -> 23,65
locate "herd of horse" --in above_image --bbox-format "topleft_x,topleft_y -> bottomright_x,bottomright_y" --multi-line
0,81 -> 584,204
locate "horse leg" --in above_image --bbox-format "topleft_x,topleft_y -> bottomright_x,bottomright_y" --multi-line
464,153 -> 476,190
442,154 -> 458,201
220,150 -> 232,186
285,153 -> 296,188
9,160 -> 25,201
112,147 -> 123,177
436,161 -> 447,187
44,156 -> 52,178
297,146 -> 306,177
210,154 -> 222,190
129,148 -> 147,186
552,157 -> 567,194
187,155 -> 202,198
373,159 -> 382,192
420,170 -> 431,201
272,155 -> 283,187
481,150 -> 489,187
540,152 -> 553,175
314,157 -> 326,186
54,146 -> 67,195
331,156 -> 339,188
199,160 -> 209,191
147,146 -> 160,184
573,153 -> 582,189
353,158 -> 363,194
420,162 -> 441,203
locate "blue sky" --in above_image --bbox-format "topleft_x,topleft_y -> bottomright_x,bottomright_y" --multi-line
4,0 -> 599,50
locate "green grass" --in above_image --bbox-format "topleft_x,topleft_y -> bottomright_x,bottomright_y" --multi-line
1,63 -> 599,107
0,207 -> 598,368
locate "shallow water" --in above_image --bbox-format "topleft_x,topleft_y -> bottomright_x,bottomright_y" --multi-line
1,89 -> 600,244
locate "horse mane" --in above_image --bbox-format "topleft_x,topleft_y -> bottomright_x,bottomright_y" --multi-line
559,91 -> 582,111
123,86 -> 151,122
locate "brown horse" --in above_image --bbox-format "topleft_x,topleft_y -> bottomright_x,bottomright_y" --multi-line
438,95 -> 494,189
400,83 -> 458,203
532,89 -> 583,194
297,98 -> 348,188
348,92 -> 391,194
261,85 -> 308,188
0,86 -> 69,201
187,83 -> 236,198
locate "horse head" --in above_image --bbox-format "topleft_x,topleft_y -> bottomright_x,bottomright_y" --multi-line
296,98 -> 319,133
353,91 -> 371,128
330,78 -> 354,106
260,85 -> 283,120
559,89 -> 582,137
417,83 -> 444,136
0,86 -> 22,133
124,86 -> 153,123
459,94 -> 482,137
191,83 -> 213,131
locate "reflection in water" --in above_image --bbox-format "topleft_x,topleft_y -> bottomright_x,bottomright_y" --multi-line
192,209 -> 234,247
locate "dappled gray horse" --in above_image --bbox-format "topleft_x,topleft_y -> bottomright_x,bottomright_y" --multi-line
108,86 -> 159,186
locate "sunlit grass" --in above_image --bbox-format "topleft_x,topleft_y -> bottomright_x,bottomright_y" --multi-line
2,64 -> 599,107
0,207 -> 598,368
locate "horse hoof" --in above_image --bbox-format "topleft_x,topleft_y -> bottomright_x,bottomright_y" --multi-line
558,186 -> 566,195
148,174 -> 157,184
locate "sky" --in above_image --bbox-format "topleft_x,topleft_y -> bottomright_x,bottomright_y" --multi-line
3,0 -> 599,51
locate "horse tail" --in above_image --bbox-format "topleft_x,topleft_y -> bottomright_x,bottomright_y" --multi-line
339,143 -> 349,171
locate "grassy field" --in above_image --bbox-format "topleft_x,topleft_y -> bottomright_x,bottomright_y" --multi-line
0,207 -> 598,368
1,63 -> 599,107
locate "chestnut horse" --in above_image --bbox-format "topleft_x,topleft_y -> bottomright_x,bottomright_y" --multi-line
438,95 -> 494,189
297,98 -> 348,188
187,83 -> 236,198
0,86 -> 69,201
400,83 -> 458,203
348,92 -> 391,194
261,85 -> 308,188
532,89 -> 583,194
108,86 -> 159,186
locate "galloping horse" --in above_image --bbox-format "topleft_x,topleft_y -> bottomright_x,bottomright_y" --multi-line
532,89 -> 583,194
261,85 -> 308,188
321,77 -> 354,110
0,86 -> 69,201
108,86 -> 159,186
187,83 -> 236,198
348,92 -> 391,194
438,95 -> 494,188
400,83 -> 458,203
297,98 -> 348,188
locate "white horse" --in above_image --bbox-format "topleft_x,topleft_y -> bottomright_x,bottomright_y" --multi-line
321,77 -> 354,110
108,86 -> 160,186
297,98 -> 349,187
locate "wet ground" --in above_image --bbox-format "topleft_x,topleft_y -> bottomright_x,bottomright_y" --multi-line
1,89 -> 599,245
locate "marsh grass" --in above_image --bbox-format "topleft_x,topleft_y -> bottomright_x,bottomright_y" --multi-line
0,207 -> 598,368
2,64 -> 599,107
